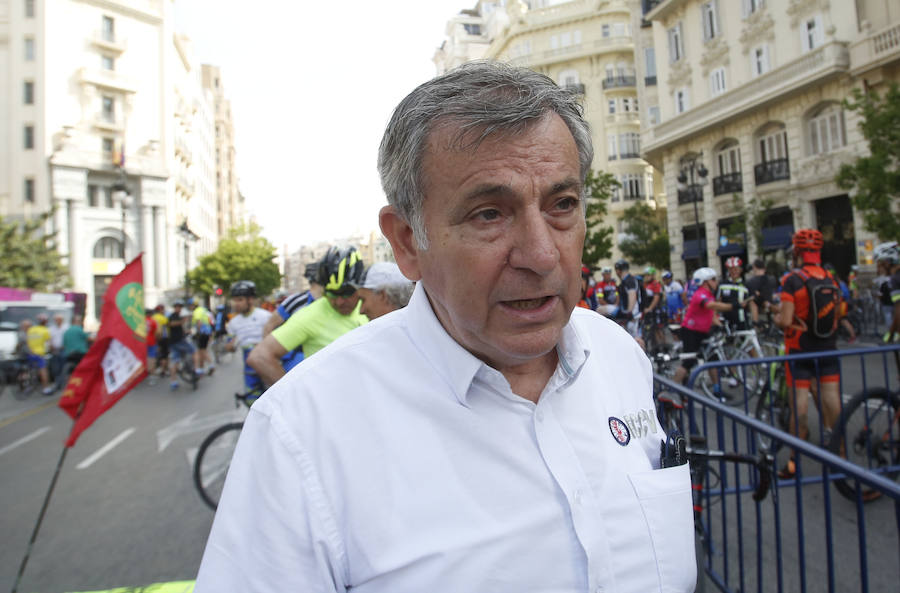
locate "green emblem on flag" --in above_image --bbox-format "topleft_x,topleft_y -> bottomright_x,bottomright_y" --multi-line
115,282 -> 146,339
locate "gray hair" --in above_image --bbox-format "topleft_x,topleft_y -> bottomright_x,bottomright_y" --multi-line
379,282 -> 415,310
378,60 -> 593,249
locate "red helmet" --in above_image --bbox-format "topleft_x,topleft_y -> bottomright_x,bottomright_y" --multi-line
792,229 -> 823,264
725,256 -> 743,269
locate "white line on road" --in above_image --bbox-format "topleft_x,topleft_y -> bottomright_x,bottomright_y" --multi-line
0,426 -> 51,457
76,427 -> 136,470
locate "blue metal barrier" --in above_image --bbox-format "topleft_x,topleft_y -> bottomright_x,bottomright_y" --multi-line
654,344 -> 900,593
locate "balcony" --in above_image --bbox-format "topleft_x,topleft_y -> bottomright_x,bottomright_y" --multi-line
89,30 -> 127,53
850,22 -> 900,76
754,158 -> 790,185
79,67 -> 137,94
619,152 -> 641,160
623,193 -> 646,202
677,184 -> 704,205
603,75 -> 637,90
92,112 -> 124,132
713,172 -> 742,196
643,41 -> 849,159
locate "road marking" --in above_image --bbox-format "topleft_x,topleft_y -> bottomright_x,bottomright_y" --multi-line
156,409 -> 245,452
0,400 -> 57,428
0,426 -> 52,457
76,427 -> 136,470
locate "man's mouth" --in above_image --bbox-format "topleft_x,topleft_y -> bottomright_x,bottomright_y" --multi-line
504,297 -> 551,311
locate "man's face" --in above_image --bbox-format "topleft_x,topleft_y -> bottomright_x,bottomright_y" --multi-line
358,287 -> 393,320
386,113 -> 585,370
615,267 -> 625,280
729,266 -> 741,280
327,291 -> 361,316
173,305 -> 183,316
54,316 -> 64,326
231,296 -> 250,314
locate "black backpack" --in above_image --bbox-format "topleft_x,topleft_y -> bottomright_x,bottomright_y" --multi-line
794,268 -> 841,339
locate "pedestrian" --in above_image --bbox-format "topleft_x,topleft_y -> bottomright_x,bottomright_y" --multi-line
26,313 -> 54,395
745,258 -> 776,324
48,314 -> 67,384
58,315 -> 89,391
355,261 -> 414,320
196,61 -> 695,593
151,305 -> 169,376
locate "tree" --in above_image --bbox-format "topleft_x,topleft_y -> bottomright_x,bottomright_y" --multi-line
836,82 -> 900,242
618,202 -> 670,271
0,210 -> 70,290
188,221 -> 281,298
581,169 -> 617,268
724,194 -> 774,257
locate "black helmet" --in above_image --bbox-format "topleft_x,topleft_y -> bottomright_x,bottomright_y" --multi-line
614,259 -> 629,271
230,280 -> 257,298
316,247 -> 364,296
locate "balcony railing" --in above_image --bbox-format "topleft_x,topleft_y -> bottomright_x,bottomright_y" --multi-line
623,193 -> 646,201
849,22 -> 900,75
619,152 -> 641,160
79,67 -> 137,94
713,172 -> 742,196
677,184 -> 704,205
754,159 -> 790,185
603,75 -> 636,89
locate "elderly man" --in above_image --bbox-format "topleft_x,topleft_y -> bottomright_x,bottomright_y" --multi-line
357,261 -> 414,319
196,62 -> 694,593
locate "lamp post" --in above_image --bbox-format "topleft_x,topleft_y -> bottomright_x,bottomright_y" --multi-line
177,221 -> 199,300
676,155 -> 709,268
111,166 -> 131,266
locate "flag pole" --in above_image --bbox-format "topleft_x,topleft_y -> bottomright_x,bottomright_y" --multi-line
10,437 -> 72,593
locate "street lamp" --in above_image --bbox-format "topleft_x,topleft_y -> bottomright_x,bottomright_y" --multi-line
676,155 -> 709,268
111,166 -> 131,266
177,221 -> 199,300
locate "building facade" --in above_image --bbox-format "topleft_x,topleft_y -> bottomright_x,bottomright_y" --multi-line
639,0 -> 900,280
201,64 -> 243,239
435,0 -> 665,266
0,0 -> 237,324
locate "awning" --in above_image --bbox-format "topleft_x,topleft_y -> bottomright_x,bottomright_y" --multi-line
762,225 -> 794,250
681,239 -> 707,260
716,242 -> 746,256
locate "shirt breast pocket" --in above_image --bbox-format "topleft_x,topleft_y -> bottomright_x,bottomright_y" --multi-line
627,463 -> 696,593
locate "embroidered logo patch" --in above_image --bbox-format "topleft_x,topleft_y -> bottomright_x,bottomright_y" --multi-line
608,416 -> 631,446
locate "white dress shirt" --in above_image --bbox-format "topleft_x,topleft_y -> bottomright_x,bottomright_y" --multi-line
196,283 -> 695,593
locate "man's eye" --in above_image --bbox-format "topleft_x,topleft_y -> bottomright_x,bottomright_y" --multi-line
554,197 -> 579,211
475,208 -> 501,221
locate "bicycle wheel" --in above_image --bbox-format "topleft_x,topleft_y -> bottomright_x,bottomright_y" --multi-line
15,366 -> 38,400
194,422 -> 244,510
720,343 -> 764,404
178,360 -> 198,390
828,388 -> 900,502
754,365 -> 790,454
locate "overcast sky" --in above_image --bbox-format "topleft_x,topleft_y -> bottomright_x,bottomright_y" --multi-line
173,1 -> 471,251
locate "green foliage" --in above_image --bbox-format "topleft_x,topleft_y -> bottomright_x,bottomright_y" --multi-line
836,82 -> 900,242
582,170 -> 617,267
618,202 -> 670,271
188,221 -> 281,298
0,210 -> 70,290
725,194 -> 774,255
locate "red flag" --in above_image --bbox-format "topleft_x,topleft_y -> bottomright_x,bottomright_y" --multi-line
59,255 -> 148,447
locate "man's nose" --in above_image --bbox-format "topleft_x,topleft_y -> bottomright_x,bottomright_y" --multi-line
506,209 -> 559,275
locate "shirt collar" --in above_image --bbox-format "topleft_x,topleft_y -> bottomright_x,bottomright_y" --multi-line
401,283 -> 590,406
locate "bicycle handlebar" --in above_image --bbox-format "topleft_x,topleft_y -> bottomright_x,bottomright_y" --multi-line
687,445 -> 774,502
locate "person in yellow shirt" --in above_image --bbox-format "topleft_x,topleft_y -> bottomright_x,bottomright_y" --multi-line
151,305 -> 169,376
189,300 -> 215,375
26,314 -> 54,395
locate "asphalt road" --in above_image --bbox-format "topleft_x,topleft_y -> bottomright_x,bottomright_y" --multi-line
1,355 -> 246,593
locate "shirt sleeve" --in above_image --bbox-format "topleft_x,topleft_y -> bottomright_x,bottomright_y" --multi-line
195,409 -> 347,593
780,273 -> 803,303
271,306 -> 312,352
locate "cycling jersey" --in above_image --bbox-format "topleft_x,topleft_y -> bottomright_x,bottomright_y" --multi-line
597,279 -> 617,304
682,285 -> 715,334
26,324 -> 51,356
779,264 -> 839,351
277,290 -> 315,320
717,278 -> 749,329
192,306 -> 213,335
664,280 -> 684,319
151,312 -> 168,339
271,297 -> 366,359
226,308 -> 273,351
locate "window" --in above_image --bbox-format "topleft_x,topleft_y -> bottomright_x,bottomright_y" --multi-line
802,15 -> 824,52
702,1 -> 720,41
716,144 -> 741,175
644,47 -> 657,78
710,68 -> 727,97
24,81 -> 34,104
668,24 -> 684,62
602,24 -> 611,38
608,99 -> 616,114
648,106 -> 661,125
758,129 -> 787,162
102,137 -> 115,161
608,135 -> 617,160
102,96 -> 115,122
742,0 -> 764,17
24,37 -> 35,61
88,184 -> 99,207
24,178 -> 35,203
25,0 -> 35,17
102,55 -> 115,70
103,185 -> 114,208
24,125 -> 34,149
93,237 -> 123,259
619,133 -> 641,157
621,174 -> 645,200
808,105 -> 845,155
102,16 -> 115,42
463,23 -> 481,35
675,88 -> 690,114
752,45 -> 770,76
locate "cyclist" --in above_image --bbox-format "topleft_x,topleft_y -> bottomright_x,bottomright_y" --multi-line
167,300 -> 196,391
151,305 -> 170,376
662,270 -> 685,324
597,266 -> 618,307
189,300 -> 215,376
775,229 -> 847,478
225,280 -> 272,398
874,241 -> 900,341
746,258 -> 776,324
672,267 -> 735,394
717,256 -> 752,331
145,309 -> 158,385
577,266 -> 598,310
247,246 -> 368,387
26,314 -> 55,395
642,266 -> 665,348
613,259 -> 642,339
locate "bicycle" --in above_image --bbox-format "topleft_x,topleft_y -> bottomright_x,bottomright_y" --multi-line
753,345 -> 791,454
211,334 -> 233,365
826,345 -> 900,502
194,390 -> 261,510
688,326 -> 760,406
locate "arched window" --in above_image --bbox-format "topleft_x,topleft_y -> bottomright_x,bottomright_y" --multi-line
807,103 -> 846,156
93,236 -> 123,259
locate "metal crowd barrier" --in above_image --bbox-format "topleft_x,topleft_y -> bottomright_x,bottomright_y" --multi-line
654,343 -> 900,593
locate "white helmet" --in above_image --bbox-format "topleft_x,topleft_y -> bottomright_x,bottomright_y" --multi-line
873,241 -> 899,265
692,267 -> 718,284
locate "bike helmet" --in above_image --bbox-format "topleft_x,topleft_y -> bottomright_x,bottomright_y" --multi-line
792,229 -> 823,264
644,266 -> 656,276
581,265 -> 592,278
601,267 -> 612,275
725,256 -> 743,269
173,299 -> 184,307
317,246 -> 365,297
692,267 -> 718,284
614,259 -> 629,271
662,270 -> 673,280
230,280 -> 257,298
873,241 -> 899,265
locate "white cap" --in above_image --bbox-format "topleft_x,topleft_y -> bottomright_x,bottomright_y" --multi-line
362,262 -> 410,289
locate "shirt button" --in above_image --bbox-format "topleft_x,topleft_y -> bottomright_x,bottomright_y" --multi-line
535,410 -> 544,423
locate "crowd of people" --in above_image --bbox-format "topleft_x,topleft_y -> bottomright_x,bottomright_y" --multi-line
8,313 -> 90,396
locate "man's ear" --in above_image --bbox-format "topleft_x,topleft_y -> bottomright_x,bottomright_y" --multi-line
379,205 -> 423,282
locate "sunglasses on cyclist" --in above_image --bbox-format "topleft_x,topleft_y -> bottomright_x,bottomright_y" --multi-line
326,286 -> 357,299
